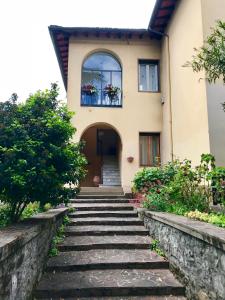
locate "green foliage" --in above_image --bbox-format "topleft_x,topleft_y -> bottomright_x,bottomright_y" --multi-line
0,204 -> 11,228
185,210 -> 225,228
63,215 -> 71,225
0,83 -> 87,222
150,239 -> 165,257
21,202 -> 40,219
68,207 -> 76,213
133,162 -> 176,193
186,20 -> 225,83
185,20 -> 225,110
135,154 -> 225,218
49,216 -> 69,257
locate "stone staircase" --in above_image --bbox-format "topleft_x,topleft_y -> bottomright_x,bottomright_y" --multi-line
102,156 -> 121,186
34,188 -> 186,299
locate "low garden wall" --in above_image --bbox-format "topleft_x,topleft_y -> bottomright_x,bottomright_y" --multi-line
0,207 -> 68,300
138,209 -> 225,300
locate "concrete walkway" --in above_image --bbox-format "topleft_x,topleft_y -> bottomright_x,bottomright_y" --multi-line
34,189 -> 186,299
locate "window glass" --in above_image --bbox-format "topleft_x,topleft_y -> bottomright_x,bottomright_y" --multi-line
83,53 -> 121,71
139,61 -> 159,92
81,52 -> 122,106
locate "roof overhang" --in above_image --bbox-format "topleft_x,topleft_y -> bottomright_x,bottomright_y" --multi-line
49,26 -> 161,90
148,0 -> 178,33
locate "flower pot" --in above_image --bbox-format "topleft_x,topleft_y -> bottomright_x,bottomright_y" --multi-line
127,156 -> 134,163
93,175 -> 100,187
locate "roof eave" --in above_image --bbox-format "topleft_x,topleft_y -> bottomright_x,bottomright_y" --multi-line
49,26 -> 68,89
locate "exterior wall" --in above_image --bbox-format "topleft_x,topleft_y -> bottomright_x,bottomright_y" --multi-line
67,37 -> 162,192
201,0 -> 225,166
161,0 -> 211,165
141,210 -> 225,300
0,208 -> 68,300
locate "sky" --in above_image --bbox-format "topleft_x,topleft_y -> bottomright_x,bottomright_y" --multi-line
0,0 -> 156,102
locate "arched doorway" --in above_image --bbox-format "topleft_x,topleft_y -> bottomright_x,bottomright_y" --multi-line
80,123 -> 122,187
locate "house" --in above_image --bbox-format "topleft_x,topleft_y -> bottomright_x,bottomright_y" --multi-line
49,0 -> 225,193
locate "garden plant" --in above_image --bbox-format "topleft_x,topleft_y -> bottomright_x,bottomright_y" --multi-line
0,83 -> 87,223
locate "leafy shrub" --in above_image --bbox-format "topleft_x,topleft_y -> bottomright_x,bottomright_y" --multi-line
133,162 -> 176,193
134,154 -> 225,217
21,202 -> 40,219
0,84 -> 87,222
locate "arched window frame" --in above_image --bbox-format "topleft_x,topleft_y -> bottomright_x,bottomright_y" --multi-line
81,52 -> 122,107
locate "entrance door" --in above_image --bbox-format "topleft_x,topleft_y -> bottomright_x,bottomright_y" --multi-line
97,129 -> 118,156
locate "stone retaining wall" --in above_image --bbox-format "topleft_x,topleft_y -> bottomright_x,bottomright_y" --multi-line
139,210 -> 225,300
0,208 -> 68,300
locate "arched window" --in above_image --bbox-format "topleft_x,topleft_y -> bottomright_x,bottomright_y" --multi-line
81,52 -> 122,107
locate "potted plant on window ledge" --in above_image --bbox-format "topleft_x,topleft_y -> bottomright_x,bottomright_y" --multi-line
81,84 -> 98,105
104,84 -> 120,104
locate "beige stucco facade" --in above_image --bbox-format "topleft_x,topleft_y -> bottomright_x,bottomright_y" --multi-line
63,0 -> 225,191
161,0 -> 225,166
67,37 -> 162,192
201,0 -> 225,166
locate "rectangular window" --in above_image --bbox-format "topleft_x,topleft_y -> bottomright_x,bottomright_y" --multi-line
138,60 -> 159,92
139,133 -> 160,166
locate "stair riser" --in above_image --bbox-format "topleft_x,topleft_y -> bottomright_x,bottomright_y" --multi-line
46,261 -> 169,272
34,286 -> 185,298
71,207 -> 133,211
65,231 -> 149,236
58,244 -> 151,251
68,220 -> 143,226
68,213 -> 138,218
70,199 -> 130,203
76,195 -> 126,199
79,192 -> 123,196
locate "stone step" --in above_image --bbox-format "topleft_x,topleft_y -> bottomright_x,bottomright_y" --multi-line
58,235 -> 152,251
68,210 -> 138,218
68,217 -> 143,226
36,297 -> 186,300
65,225 -> 149,236
102,172 -> 120,176
103,175 -> 120,178
102,183 -> 121,186
34,269 -> 185,298
102,171 -> 120,174
76,195 -> 126,199
80,187 -> 123,193
70,198 -> 130,203
103,181 -> 121,185
46,249 -> 169,271
71,203 -> 133,211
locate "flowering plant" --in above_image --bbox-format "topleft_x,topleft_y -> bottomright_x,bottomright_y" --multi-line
82,84 -> 98,95
103,84 -> 120,100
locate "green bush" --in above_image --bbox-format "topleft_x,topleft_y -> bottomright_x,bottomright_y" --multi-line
134,154 -> 224,217
0,84 -> 87,222
133,161 -> 176,193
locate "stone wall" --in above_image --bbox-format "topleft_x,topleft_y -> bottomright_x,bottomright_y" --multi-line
140,210 -> 225,300
0,208 -> 68,300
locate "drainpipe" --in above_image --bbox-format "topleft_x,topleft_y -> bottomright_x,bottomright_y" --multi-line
149,29 -> 174,161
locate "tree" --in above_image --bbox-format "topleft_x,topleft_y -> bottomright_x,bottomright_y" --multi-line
186,20 -> 225,111
0,84 -> 87,222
